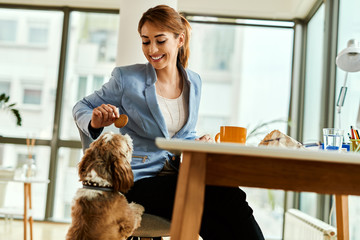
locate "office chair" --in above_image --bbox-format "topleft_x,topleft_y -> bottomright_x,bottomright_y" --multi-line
77,127 -> 171,240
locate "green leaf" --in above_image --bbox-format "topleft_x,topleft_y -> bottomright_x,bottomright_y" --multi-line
0,93 -> 10,103
1,93 -> 22,127
11,109 -> 22,126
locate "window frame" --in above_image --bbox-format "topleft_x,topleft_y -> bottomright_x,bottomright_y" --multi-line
0,3 -> 119,220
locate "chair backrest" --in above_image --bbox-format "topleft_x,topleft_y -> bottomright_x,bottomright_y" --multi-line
76,126 -> 93,153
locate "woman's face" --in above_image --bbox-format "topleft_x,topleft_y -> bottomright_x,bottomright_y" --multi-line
140,21 -> 184,71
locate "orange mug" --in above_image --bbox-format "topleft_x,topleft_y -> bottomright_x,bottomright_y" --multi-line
215,126 -> 247,144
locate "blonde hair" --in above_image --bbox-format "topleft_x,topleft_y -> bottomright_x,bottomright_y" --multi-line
138,5 -> 192,68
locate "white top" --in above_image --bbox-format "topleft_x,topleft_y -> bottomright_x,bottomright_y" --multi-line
157,82 -> 189,137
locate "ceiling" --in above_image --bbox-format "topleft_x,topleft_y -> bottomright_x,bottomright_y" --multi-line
179,0 -> 318,20
0,0 -> 319,20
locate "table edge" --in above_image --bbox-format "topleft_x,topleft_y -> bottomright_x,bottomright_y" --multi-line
155,137 -> 360,164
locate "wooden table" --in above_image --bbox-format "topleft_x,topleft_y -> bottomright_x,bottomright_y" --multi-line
155,138 -> 360,240
0,178 -> 50,240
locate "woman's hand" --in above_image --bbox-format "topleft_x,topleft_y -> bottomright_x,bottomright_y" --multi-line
195,134 -> 213,142
90,104 -> 119,129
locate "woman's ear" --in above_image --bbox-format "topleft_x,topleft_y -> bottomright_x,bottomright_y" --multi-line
178,32 -> 185,48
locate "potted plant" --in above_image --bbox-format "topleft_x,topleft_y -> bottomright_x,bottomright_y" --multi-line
0,93 -> 22,126
0,93 -> 21,206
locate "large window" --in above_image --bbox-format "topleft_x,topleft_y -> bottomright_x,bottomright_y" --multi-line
54,11 -> 119,221
0,6 -> 119,221
0,8 -> 62,139
336,0 -> 360,239
302,4 -> 325,144
0,8 -> 63,219
189,18 -> 294,239
0,144 -> 51,219
190,21 -> 294,143
300,4 -> 325,218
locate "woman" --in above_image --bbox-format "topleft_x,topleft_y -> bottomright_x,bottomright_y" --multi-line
73,5 -> 264,240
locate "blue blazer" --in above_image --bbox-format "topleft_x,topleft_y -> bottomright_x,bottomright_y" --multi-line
73,62 -> 202,181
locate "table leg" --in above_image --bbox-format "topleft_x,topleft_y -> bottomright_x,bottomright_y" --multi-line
170,152 -> 207,240
24,183 -> 28,240
29,183 -> 33,240
335,194 -> 349,240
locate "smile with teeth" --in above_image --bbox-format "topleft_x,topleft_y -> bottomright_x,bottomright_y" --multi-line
151,55 -> 164,60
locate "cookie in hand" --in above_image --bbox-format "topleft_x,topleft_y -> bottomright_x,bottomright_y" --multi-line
114,114 -> 128,128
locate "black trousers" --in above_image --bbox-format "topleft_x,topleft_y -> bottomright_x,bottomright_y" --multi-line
125,174 -> 264,240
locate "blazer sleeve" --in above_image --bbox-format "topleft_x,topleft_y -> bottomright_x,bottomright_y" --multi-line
72,67 -> 124,140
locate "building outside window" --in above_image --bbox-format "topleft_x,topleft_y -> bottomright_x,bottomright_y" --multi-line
28,20 -> 49,45
0,81 -> 11,95
22,84 -> 43,105
0,19 -> 17,42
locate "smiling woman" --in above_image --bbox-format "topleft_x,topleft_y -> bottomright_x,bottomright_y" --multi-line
140,21 -> 185,100
72,5 -> 265,240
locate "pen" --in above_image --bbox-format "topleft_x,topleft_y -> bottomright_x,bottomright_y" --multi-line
348,132 -> 352,139
303,142 -> 321,147
355,129 -> 360,139
350,126 -> 355,139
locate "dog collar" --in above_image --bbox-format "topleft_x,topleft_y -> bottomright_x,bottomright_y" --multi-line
82,181 -> 114,192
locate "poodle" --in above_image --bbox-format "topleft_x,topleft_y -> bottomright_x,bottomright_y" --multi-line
66,132 -> 144,240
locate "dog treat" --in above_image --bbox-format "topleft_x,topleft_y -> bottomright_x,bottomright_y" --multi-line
115,114 -> 129,128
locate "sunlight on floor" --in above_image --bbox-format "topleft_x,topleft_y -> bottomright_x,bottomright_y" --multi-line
0,219 -> 174,240
0,219 -> 70,240
0,219 -> 205,240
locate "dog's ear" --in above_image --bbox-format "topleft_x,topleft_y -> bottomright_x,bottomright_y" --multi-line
111,155 -> 134,193
78,147 -> 93,179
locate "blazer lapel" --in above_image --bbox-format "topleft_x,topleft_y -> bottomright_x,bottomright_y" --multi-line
144,64 -> 169,138
174,77 -> 194,138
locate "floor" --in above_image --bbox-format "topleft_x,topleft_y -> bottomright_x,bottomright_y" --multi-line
0,219 -> 70,240
0,219 -> 172,240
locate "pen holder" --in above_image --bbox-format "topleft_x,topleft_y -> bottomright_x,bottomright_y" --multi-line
350,139 -> 360,153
